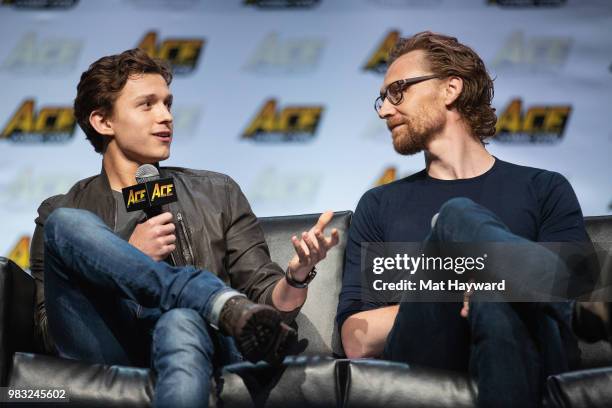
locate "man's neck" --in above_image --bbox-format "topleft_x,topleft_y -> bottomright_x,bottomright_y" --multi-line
424,122 -> 494,180
102,147 -> 140,192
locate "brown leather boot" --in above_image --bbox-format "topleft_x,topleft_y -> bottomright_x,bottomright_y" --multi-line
218,296 -> 297,364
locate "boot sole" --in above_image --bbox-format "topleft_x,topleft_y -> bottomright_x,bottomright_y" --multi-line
236,307 -> 297,364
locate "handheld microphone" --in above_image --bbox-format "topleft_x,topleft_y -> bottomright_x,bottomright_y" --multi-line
135,164 -> 163,219
122,164 -> 178,218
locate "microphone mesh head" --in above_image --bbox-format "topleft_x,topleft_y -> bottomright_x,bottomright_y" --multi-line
135,164 -> 160,183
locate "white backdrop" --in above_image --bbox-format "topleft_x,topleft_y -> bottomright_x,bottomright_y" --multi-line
1,0 -> 611,270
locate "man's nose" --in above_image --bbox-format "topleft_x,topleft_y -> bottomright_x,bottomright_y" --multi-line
377,98 -> 395,119
157,103 -> 173,124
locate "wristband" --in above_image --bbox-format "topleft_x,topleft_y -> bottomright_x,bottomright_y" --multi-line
285,267 -> 317,288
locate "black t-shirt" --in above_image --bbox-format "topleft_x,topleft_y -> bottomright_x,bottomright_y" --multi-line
112,190 -> 144,240
336,158 -> 590,329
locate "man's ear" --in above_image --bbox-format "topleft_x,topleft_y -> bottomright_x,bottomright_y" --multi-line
89,110 -> 114,137
444,76 -> 463,107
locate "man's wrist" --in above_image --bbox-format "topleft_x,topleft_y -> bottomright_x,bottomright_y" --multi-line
285,267 -> 317,288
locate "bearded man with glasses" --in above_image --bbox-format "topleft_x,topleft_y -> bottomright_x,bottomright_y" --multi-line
337,31 -> 597,407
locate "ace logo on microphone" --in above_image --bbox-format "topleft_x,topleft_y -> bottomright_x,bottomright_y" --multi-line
123,178 -> 177,212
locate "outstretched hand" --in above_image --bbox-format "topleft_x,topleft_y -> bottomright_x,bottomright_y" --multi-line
287,211 -> 340,283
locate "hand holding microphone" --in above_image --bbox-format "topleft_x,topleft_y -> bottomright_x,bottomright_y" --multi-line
129,212 -> 176,261
123,164 -> 178,261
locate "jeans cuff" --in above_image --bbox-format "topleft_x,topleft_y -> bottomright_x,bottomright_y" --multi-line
208,289 -> 245,329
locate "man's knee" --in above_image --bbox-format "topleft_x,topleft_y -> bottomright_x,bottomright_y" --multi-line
45,208 -> 99,242
438,197 -> 478,224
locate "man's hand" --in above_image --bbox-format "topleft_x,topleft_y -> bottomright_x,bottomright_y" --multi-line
460,279 -> 475,318
287,211 -> 340,282
128,212 -> 176,261
460,298 -> 470,318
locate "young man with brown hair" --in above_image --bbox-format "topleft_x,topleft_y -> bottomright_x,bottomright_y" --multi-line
30,48 -> 338,407
337,31 -> 592,407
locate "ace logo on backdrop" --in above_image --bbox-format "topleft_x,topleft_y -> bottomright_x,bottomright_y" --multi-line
0,167 -> 80,211
367,0 -> 442,7
138,31 -> 204,75
364,30 -> 400,74
1,32 -> 83,75
243,0 -> 320,8
375,166 -> 398,187
5,235 -> 30,271
488,0 -> 566,6
244,32 -> 325,75
373,166 -> 418,187
248,167 -> 321,208
242,99 -> 324,142
494,98 -> 571,143
1,99 -> 76,143
1,0 -> 78,8
491,31 -> 572,73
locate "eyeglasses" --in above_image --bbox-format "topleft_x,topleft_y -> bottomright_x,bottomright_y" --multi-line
374,74 -> 439,113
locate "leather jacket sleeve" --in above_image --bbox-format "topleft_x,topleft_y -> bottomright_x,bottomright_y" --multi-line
223,176 -> 301,322
30,197 -> 59,354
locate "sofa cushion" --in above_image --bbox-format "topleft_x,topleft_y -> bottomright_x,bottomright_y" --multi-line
343,359 -> 476,408
216,356 -> 342,407
10,353 -> 343,408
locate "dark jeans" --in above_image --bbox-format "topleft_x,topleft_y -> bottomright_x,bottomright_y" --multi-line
382,198 -> 572,408
43,208 -> 243,407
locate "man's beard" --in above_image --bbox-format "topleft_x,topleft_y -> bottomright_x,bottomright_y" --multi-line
390,107 -> 445,156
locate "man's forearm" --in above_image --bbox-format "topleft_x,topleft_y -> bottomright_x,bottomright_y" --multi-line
271,277 -> 307,312
341,305 -> 399,359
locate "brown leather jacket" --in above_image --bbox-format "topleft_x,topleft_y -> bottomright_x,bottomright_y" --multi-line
30,166 -> 298,353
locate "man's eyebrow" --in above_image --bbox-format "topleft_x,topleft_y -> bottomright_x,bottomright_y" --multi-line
133,93 -> 173,102
133,93 -> 156,102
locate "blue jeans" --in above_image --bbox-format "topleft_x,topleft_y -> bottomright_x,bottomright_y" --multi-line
43,208 -> 243,407
383,198 -> 573,408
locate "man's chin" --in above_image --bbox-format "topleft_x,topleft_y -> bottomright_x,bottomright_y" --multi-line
156,147 -> 171,162
138,151 -> 170,165
392,137 -> 423,156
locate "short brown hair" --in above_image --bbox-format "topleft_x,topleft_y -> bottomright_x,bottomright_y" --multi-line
74,48 -> 172,153
389,31 -> 496,140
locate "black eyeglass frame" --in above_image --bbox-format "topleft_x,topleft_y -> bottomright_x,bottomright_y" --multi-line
374,74 -> 440,113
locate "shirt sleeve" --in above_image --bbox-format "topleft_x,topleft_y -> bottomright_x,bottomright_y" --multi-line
336,189 -> 386,331
30,197 -> 59,354
536,171 -> 589,243
535,171 -> 598,297
223,176 -> 300,323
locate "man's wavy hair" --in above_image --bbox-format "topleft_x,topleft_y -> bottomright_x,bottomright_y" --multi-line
389,31 -> 497,141
74,48 -> 172,153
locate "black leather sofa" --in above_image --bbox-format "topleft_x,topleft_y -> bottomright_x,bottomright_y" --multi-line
1,212 -> 611,407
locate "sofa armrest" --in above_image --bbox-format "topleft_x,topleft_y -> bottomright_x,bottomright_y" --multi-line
9,352 -> 154,407
0,257 -> 36,385
547,367 -> 612,408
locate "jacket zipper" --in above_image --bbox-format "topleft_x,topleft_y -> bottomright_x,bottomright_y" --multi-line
176,212 -> 194,265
